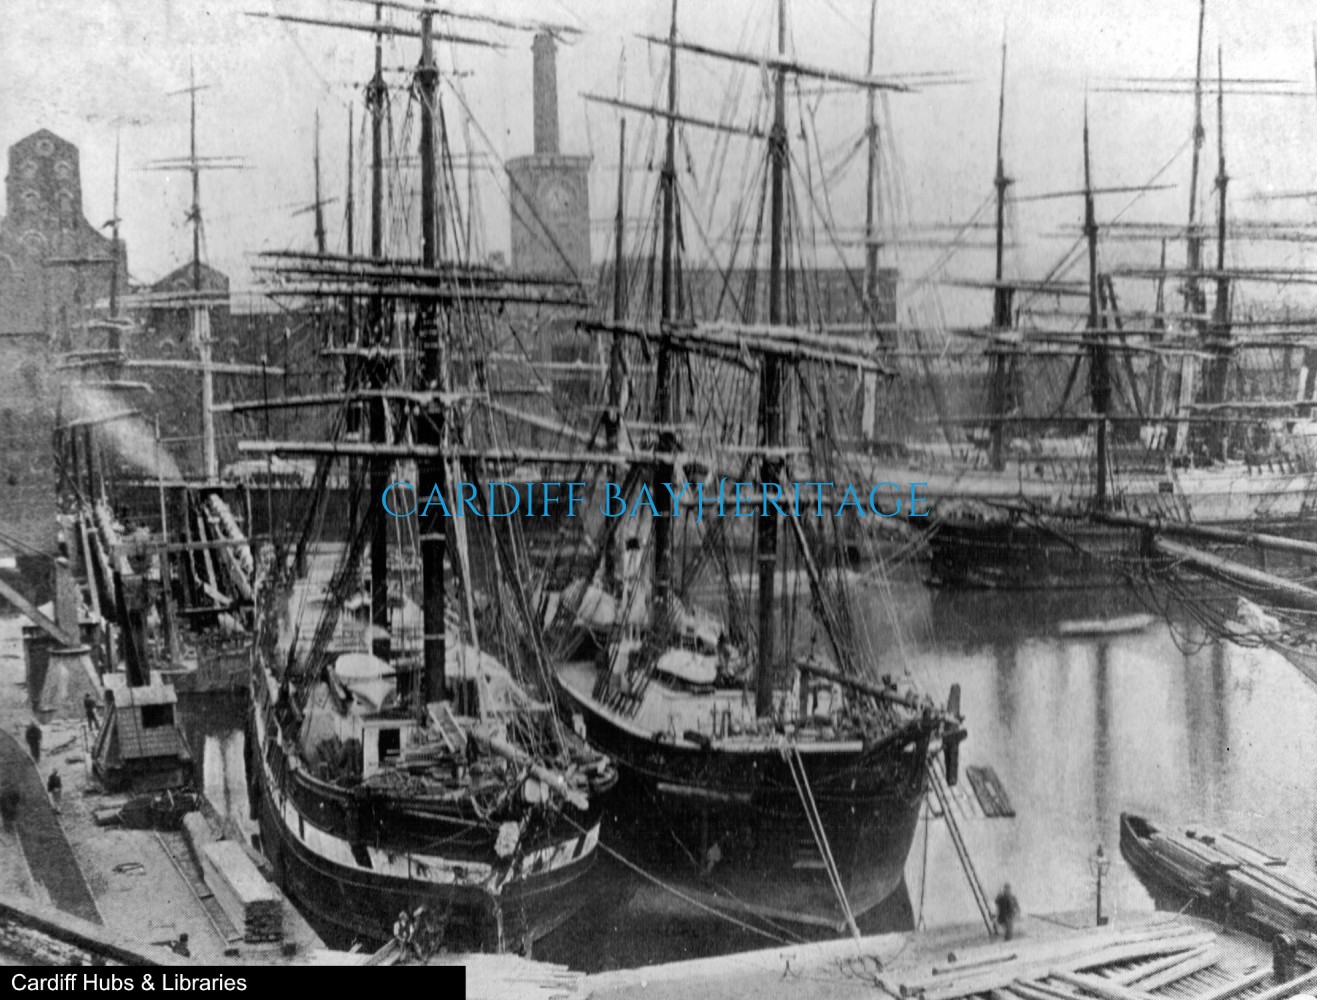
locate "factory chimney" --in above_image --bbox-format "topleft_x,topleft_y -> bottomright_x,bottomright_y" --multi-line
532,32 -> 559,155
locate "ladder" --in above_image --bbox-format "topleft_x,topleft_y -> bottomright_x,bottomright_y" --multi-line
926,759 -> 997,936
427,702 -> 468,754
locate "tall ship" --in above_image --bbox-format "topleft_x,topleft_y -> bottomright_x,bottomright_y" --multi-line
240,3 -> 616,952
849,2 -> 1317,589
542,0 -> 967,934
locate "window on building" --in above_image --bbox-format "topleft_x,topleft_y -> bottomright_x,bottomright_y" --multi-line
141,704 -> 175,728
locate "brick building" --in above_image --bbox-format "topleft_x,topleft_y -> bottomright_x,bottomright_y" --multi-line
0,128 -> 128,591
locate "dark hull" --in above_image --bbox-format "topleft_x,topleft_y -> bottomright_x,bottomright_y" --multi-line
252,776 -> 597,950
556,675 -> 931,930
929,520 -> 1160,589
247,670 -> 603,952
1119,812 -> 1317,962
928,518 -> 1317,590
1119,813 -> 1208,916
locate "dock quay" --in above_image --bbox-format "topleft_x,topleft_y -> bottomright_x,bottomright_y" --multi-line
0,615 -> 324,966
583,913 -> 1303,1000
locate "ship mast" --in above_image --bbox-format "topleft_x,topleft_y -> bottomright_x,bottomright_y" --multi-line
1184,0 -> 1207,324
987,38 -> 1012,470
1083,105 -> 1109,510
185,63 -> 219,482
141,68 -> 245,481
346,105 -> 355,260
755,0 -> 788,717
607,117 -> 627,587
368,3 -> 392,659
613,120 -> 628,328
1206,46 -> 1230,459
652,0 -> 679,617
416,3 -> 448,702
859,0 -> 880,441
110,132 -> 122,320
345,104 -> 356,342
107,131 -> 124,354
313,110 -> 327,255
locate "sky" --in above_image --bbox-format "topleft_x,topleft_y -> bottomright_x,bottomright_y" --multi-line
2,0 -> 1316,321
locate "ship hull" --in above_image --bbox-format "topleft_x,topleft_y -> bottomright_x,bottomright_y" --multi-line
246,666 -> 603,952
555,662 -> 931,932
250,774 -> 598,950
927,517 -> 1317,590
928,519 -> 1156,589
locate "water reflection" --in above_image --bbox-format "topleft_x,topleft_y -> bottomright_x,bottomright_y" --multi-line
180,579 -> 1317,969
909,584 -> 1317,933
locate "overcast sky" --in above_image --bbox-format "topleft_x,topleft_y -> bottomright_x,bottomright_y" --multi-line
3,0 -> 1316,320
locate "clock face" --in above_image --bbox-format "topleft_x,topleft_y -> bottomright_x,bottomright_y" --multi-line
54,160 -> 73,180
35,137 -> 54,156
540,177 -> 574,216
20,159 -> 38,179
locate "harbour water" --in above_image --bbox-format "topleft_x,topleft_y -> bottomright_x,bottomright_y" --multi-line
164,573 -> 1317,971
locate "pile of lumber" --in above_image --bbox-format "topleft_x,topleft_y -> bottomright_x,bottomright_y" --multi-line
199,841 -> 283,943
1132,821 -> 1317,966
458,955 -> 585,1000
878,917 -> 1317,1000
181,811 -> 217,870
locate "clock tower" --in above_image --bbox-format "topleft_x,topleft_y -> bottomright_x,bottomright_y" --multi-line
0,129 -> 129,586
506,32 -> 590,278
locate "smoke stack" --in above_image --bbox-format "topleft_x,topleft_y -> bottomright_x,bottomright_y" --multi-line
532,32 -> 559,155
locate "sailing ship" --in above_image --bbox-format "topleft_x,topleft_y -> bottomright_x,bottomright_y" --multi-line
240,2 -> 616,952
543,0 -> 967,933
860,4 -> 1317,589
51,74 -> 267,701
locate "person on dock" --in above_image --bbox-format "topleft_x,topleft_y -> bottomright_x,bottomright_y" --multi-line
46,770 -> 62,811
84,692 -> 100,731
0,783 -> 19,832
24,721 -> 42,762
393,910 -> 416,960
995,883 -> 1020,941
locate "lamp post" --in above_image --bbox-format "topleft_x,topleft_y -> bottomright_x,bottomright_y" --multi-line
1089,844 -> 1111,926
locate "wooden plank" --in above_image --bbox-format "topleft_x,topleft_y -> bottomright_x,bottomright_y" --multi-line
1110,946 -> 1208,985
905,921 -> 1198,992
1191,967 -> 1272,1000
0,576 -> 79,647
918,930 -> 1212,1000
199,840 -> 282,942
1132,947 -> 1221,991
201,842 -> 280,903
1050,971 -> 1157,1000
935,953 -> 1021,976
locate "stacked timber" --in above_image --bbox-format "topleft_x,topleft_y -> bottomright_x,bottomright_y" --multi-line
181,811 -> 217,870
888,920 -> 1221,1000
199,840 -> 283,943
883,916 -> 1317,1000
1120,813 -> 1317,968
